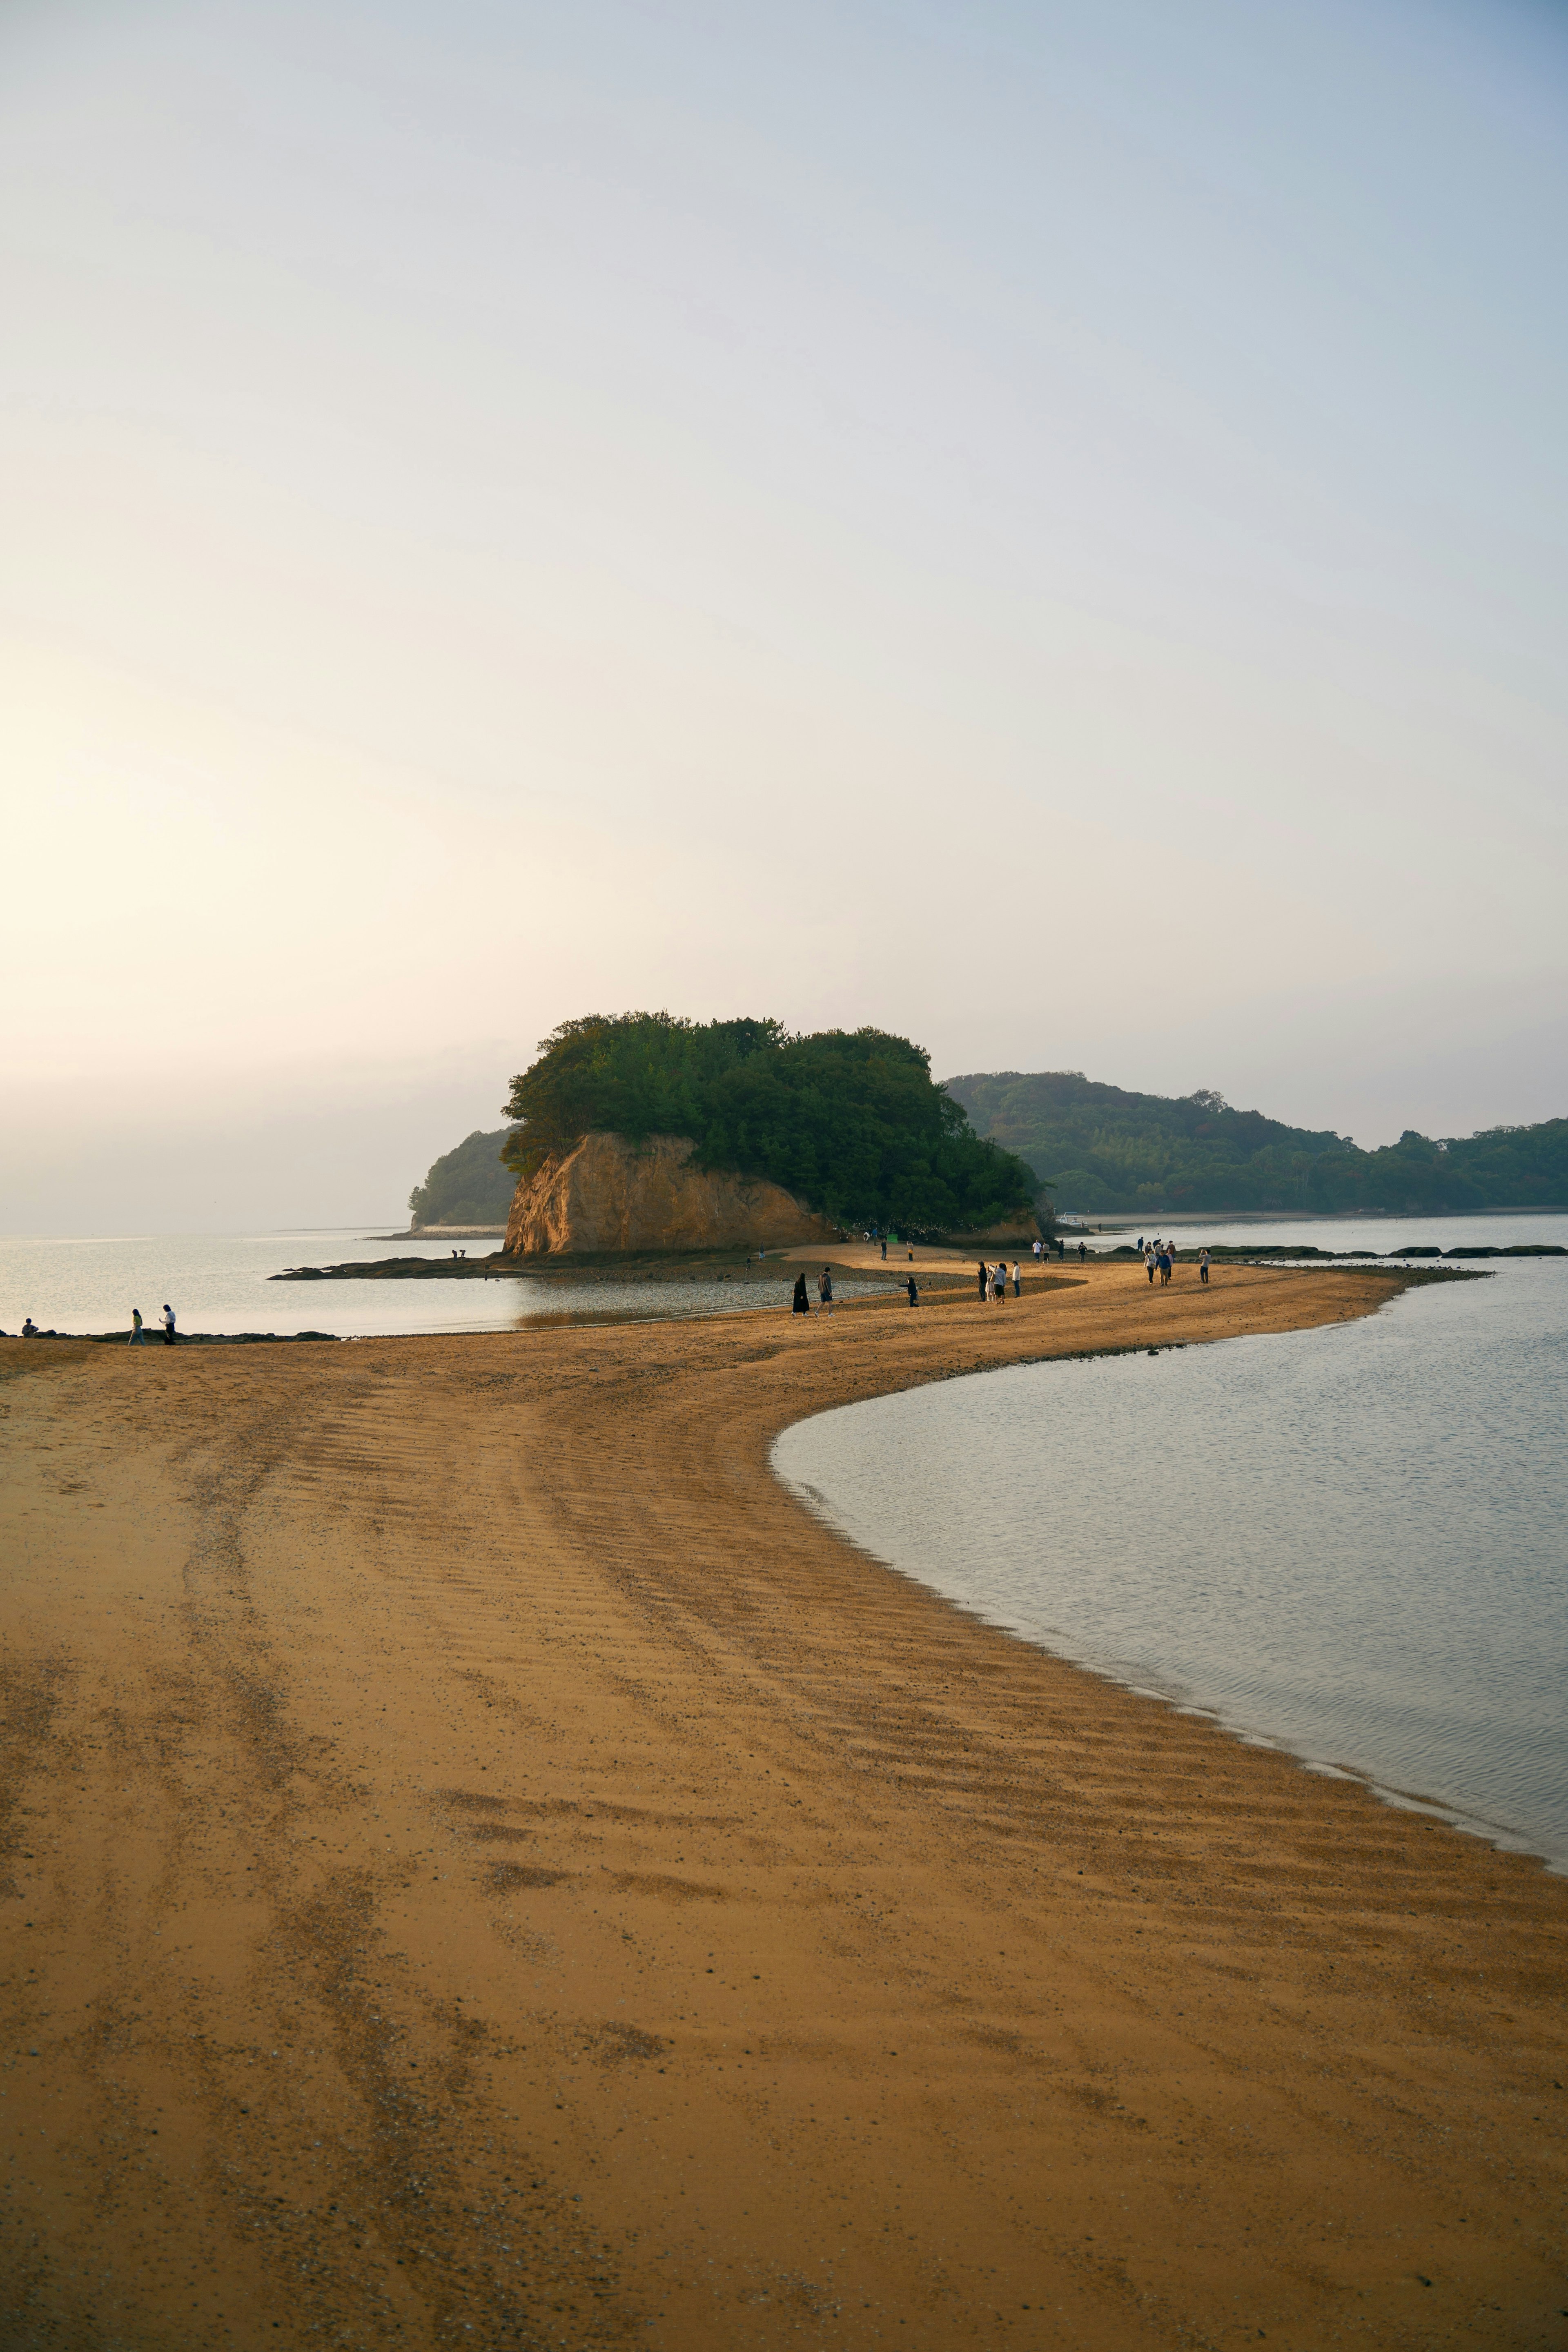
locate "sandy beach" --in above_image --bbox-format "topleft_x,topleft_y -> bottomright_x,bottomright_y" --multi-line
2,1261 -> 1563,2351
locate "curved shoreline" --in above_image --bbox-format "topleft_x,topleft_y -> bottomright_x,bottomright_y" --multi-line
774,1321 -> 1563,1877
2,1261 -> 1564,2350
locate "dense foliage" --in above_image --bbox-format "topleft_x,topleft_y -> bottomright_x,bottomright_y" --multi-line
501,1014 -> 1042,1232
407,1127 -> 519,1227
943,1069 -> 1568,1214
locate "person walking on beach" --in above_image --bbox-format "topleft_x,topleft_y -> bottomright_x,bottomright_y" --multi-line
991,1261 -> 1006,1302
1011,1260 -> 1021,1296
906,1272 -> 919,1307
128,1307 -> 145,1345
818,1265 -> 834,1314
792,1270 -> 810,1315
1198,1246 -> 1210,1285
161,1303 -> 176,1346
880,1236 -> 887,1261
1159,1246 -> 1172,1286
1145,1245 -> 1156,1285
977,1260 -> 988,1302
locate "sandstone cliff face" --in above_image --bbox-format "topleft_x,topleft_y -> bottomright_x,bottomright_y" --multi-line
503,1131 -> 837,1256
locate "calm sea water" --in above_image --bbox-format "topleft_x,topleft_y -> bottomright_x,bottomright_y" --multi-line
775,1239 -> 1568,1873
1076,1209 -> 1568,1257
0,1229 -> 889,1338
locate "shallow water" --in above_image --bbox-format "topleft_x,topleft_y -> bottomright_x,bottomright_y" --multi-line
775,1257 -> 1568,1871
1077,1208 -> 1568,1256
0,1229 -> 894,1338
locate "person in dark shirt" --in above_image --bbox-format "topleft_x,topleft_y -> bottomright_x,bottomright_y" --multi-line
792,1271 -> 810,1314
906,1274 -> 919,1306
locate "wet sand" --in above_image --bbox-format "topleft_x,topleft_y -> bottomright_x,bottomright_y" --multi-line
1,1262 -> 1563,2350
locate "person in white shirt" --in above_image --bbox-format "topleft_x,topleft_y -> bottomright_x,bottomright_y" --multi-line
1198,1246 -> 1211,1286
161,1303 -> 176,1346
1011,1261 -> 1021,1296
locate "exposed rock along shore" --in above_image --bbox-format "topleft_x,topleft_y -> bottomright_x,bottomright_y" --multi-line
503,1129 -> 837,1256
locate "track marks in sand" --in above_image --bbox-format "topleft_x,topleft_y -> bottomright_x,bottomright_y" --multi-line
2,1273 -> 1566,2350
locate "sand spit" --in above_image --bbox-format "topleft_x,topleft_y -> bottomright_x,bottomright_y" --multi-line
1,1263 -> 1563,2351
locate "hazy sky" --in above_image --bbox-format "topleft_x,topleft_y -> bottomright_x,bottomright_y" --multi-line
4,0 -> 1566,1229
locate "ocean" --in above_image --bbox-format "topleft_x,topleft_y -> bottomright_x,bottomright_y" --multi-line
775,1218 -> 1568,1874
0,1227 -> 890,1338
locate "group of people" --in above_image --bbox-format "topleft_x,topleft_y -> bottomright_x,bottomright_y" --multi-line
784,1230 -> 1092,1318
126,1305 -> 178,1344
1137,1236 -> 1211,1287
8,1303 -> 180,1342
977,1259 -> 1023,1300
791,1266 -> 843,1314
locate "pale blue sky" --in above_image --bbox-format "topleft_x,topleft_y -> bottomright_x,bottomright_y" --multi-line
3,0 -> 1565,1226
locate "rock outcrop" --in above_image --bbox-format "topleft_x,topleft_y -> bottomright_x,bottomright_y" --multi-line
503,1132 -> 838,1256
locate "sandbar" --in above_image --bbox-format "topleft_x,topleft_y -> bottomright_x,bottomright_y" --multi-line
1,1261 -> 1563,2348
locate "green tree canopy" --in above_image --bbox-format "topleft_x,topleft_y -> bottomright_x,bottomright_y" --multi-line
501,1013 -> 1043,1232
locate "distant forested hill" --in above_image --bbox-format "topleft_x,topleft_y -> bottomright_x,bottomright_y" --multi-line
942,1070 -> 1568,1215
408,1127 -> 519,1227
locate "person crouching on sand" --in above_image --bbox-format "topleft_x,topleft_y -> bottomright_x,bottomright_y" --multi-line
792,1270 -> 810,1314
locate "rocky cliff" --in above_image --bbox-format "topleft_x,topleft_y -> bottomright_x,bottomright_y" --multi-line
503,1131 -> 838,1256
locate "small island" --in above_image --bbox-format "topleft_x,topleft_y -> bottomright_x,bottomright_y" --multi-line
496,1013 -> 1044,1254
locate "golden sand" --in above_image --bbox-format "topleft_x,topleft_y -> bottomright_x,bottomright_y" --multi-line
1,1262 -> 1563,2350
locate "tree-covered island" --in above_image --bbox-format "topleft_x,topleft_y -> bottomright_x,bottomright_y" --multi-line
499,1013 -> 1043,1236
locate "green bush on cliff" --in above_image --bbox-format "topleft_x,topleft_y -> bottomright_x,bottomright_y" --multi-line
501,1014 -> 1043,1233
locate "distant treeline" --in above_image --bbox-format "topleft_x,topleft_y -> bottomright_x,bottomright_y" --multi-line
408,1127 -> 519,1226
943,1069 -> 1568,1215
501,1013 -> 1041,1233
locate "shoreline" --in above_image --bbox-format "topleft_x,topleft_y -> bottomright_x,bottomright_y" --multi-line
2,1262 -> 1564,2348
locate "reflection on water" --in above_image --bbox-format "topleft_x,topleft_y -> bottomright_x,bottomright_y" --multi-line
775,1261 -> 1568,1871
0,1230 -> 897,1338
